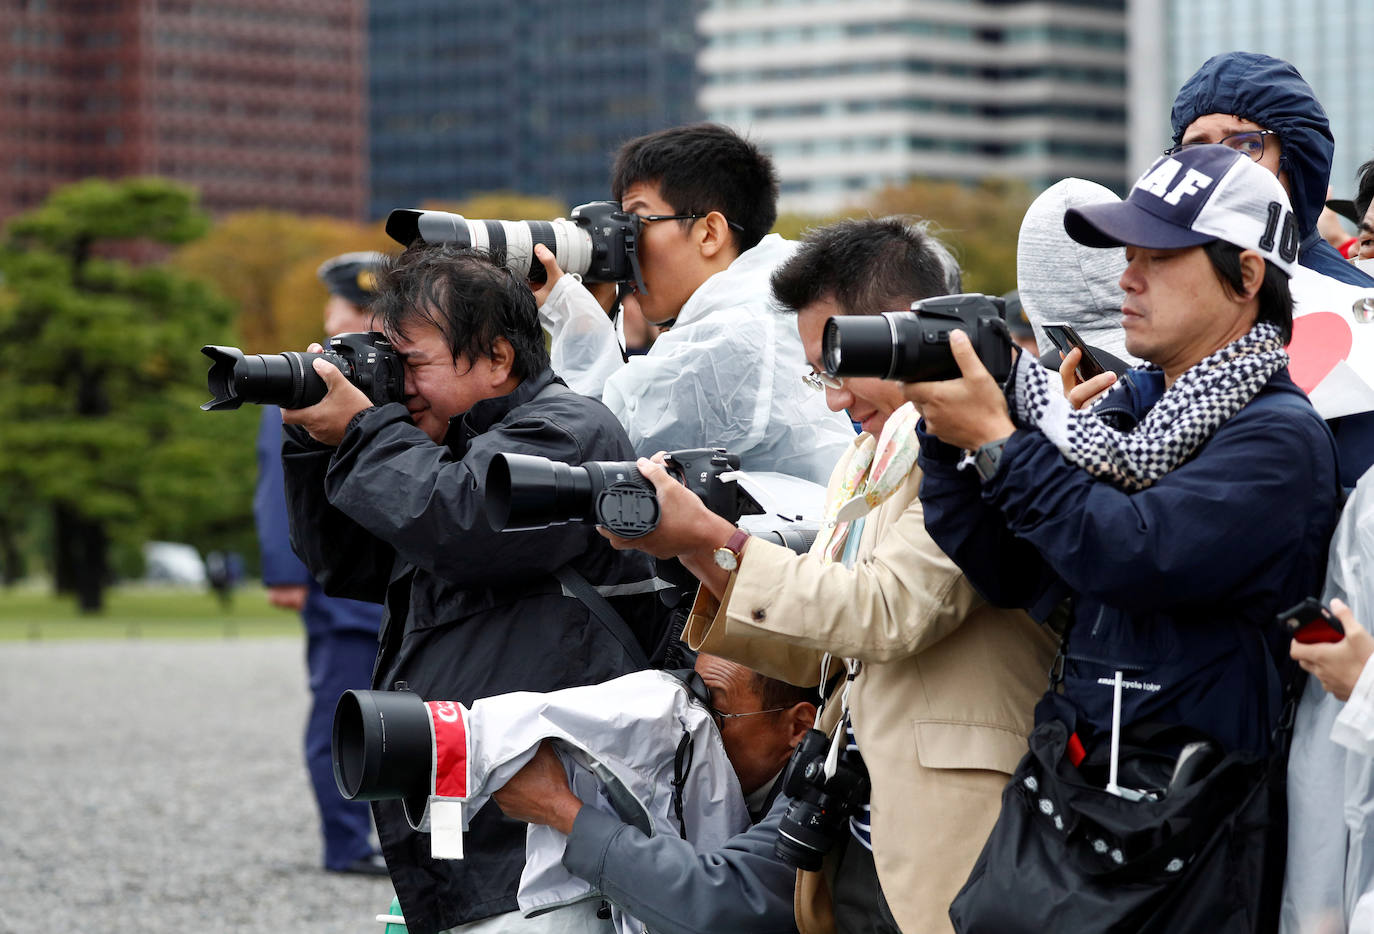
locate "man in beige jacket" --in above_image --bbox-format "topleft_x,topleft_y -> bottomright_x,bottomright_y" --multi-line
602,217 -> 1057,934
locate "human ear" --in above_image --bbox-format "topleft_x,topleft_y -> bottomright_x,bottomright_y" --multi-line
697,211 -> 735,261
487,336 -> 516,384
1237,249 -> 1266,301
787,703 -> 818,745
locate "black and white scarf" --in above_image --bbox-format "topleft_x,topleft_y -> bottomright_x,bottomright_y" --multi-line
1007,322 -> 1288,492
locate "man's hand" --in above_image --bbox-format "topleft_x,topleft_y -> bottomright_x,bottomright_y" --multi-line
491,740 -> 584,834
1291,599 -> 1374,702
903,329 -> 1017,450
280,346 -> 373,446
530,244 -> 566,308
597,456 -> 738,598
1059,347 -> 1118,410
266,584 -> 308,611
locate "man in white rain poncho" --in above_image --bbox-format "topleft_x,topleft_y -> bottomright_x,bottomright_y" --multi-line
534,124 -> 856,485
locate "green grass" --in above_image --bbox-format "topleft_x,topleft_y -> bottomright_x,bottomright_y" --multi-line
0,582 -> 303,640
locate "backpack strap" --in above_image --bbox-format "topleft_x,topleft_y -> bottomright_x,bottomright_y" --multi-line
553,564 -> 650,670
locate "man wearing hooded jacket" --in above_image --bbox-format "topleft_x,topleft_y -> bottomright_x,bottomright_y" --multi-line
1169,51 -> 1374,289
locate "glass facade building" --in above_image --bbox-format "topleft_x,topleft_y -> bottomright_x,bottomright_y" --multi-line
369,1 -> 702,219
699,0 -> 1130,213
1130,0 -> 1370,198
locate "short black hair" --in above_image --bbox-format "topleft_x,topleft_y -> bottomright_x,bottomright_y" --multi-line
372,244 -> 550,381
1202,239 -> 1293,343
1356,157 -> 1374,227
771,216 -> 961,317
612,123 -> 779,253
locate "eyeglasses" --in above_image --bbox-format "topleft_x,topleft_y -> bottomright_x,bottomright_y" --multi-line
636,212 -> 746,234
710,705 -> 789,729
1164,130 -> 1277,162
802,368 -> 843,392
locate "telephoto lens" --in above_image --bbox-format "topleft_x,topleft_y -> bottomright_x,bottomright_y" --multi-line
385,201 -> 644,291
485,453 -> 660,539
332,689 -> 435,825
821,293 -> 1011,384
200,331 -> 404,412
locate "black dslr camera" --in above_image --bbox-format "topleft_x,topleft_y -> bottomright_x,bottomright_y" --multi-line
386,200 -> 647,295
774,728 -> 871,870
822,293 -> 1012,384
200,331 -> 404,412
485,447 -> 761,539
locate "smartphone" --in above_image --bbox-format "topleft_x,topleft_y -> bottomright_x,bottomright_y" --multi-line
1041,323 -> 1108,381
1276,597 -> 1345,644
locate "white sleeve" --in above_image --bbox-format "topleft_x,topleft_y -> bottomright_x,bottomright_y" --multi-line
1332,659 -> 1374,756
540,275 -> 626,399
600,309 -> 777,459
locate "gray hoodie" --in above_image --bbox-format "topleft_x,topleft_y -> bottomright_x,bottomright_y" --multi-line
1016,178 -> 1141,368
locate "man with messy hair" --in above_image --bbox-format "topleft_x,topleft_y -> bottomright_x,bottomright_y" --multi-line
535,122 -> 854,485
280,244 -> 663,934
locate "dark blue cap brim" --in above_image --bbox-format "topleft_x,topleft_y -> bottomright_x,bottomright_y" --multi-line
1064,201 -> 1216,251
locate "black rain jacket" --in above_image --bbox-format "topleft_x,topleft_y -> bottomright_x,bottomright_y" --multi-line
283,369 -> 666,934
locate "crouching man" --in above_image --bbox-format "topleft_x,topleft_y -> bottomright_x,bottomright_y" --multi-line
493,653 -> 818,934
280,245 -> 665,934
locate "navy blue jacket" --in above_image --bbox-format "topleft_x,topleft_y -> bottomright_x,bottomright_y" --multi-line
917,368 -> 1340,755
1171,51 -> 1374,289
254,406 -> 381,638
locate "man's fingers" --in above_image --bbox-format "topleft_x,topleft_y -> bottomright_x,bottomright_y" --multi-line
948,329 -> 989,379
1330,598 -> 1357,629
313,357 -> 344,385
637,457 -> 678,494
534,244 -> 562,281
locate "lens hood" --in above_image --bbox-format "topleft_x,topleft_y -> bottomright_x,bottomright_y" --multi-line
332,689 -> 433,821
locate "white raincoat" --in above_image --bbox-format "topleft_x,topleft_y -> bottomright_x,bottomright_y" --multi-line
408,670 -> 751,934
539,234 -> 856,484
1283,470 -> 1374,934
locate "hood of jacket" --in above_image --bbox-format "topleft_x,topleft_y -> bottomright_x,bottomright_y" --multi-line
1169,51 -> 1333,240
1016,177 -> 1141,368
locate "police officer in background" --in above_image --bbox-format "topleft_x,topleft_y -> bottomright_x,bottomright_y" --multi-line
254,251 -> 387,876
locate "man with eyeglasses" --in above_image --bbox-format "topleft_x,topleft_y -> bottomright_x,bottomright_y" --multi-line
1169,51 -> 1374,289
492,653 -> 818,934
533,123 -> 854,485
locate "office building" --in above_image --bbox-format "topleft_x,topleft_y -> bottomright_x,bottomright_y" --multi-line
0,0 -> 367,222
369,1 -> 702,219
699,0 -> 1130,214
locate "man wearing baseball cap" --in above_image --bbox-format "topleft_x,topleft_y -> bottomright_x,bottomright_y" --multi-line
908,145 -> 1341,759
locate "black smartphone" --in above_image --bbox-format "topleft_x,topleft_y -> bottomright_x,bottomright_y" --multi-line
1041,323 -> 1108,381
1276,597 -> 1345,644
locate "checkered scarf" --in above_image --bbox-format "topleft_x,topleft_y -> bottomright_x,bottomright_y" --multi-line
1008,322 -> 1288,492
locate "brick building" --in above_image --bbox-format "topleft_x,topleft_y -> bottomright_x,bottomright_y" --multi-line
0,0 -> 366,222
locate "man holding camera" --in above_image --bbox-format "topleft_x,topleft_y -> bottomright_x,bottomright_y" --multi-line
910,145 -> 1340,760
599,218 -> 1058,934
535,123 -> 854,485
280,245 -> 665,934
491,652 -> 816,934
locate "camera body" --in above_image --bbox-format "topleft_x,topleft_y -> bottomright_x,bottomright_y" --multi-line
200,331 -> 404,412
822,293 -> 1012,384
486,447 -> 760,539
774,728 -> 872,871
385,200 -> 647,294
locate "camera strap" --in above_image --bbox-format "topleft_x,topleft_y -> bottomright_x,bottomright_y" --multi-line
816,652 -> 862,782
553,565 -> 650,670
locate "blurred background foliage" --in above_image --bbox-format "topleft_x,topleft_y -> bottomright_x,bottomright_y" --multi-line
1,177 -> 1023,612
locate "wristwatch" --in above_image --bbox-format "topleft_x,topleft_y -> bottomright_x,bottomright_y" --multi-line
973,436 -> 1010,483
712,529 -> 750,571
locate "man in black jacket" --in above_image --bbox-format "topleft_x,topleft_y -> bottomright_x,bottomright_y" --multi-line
281,245 -> 664,934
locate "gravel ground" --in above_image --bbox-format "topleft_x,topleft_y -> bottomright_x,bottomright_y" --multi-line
0,637 -> 396,934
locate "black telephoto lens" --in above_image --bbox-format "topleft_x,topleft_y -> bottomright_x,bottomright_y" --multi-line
332,689 -> 434,824
485,453 -> 595,532
200,346 -> 328,411
822,315 -> 906,381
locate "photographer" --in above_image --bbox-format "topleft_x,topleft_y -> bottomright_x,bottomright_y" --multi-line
280,245 -> 664,934
600,218 -> 1058,934
492,653 -> 817,934
535,123 -> 855,484
910,145 -> 1340,760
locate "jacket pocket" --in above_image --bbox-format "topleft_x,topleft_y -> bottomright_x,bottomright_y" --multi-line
913,720 -> 1028,775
